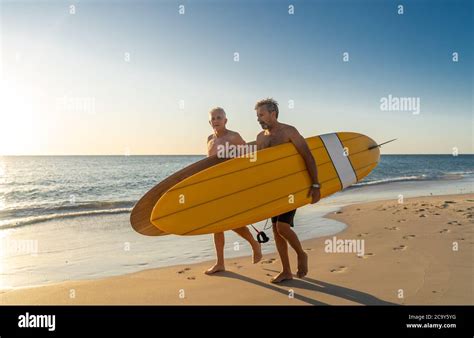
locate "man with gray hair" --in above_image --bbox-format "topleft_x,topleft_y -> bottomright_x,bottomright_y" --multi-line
255,98 -> 321,283
205,107 -> 262,274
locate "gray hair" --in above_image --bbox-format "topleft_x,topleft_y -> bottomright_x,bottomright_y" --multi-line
208,107 -> 226,117
254,98 -> 279,118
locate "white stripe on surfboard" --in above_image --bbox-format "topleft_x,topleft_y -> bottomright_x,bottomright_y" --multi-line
320,133 -> 357,189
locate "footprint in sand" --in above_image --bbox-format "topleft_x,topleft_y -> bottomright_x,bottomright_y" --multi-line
439,229 -> 451,234
357,232 -> 369,237
330,266 -> 348,273
393,245 -> 407,251
419,214 -> 427,218
403,235 -> 416,240
261,258 -> 277,264
358,253 -> 375,259
397,219 -> 407,223
187,276 -> 196,280
385,226 -> 400,231
178,267 -> 191,274
448,221 -> 463,226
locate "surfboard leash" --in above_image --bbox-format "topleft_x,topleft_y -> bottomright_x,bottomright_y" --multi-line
250,223 -> 270,243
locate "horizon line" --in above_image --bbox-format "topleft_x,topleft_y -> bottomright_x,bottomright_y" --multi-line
1,153 -> 473,157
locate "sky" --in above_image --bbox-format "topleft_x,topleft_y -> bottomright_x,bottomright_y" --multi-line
0,0 -> 472,155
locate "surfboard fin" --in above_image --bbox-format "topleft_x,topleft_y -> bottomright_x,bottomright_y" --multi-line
368,138 -> 397,150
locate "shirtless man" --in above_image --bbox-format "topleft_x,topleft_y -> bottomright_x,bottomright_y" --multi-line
205,107 -> 262,274
255,98 -> 321,283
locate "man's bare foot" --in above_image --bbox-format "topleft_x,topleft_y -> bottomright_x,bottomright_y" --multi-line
297,252 -> 308,278
270,271 -> 293,283
252,242 -> 262,264
204,263 -> 225,275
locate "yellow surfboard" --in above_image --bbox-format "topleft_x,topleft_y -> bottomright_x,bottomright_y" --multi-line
130,141 -> 257,236
130,155 -> 227,236
150,132 -> 380,236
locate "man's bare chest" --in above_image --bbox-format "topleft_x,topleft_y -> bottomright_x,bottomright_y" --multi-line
260,133 -> 290,148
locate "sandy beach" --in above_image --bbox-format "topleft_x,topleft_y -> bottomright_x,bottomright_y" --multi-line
1,193 -> 472,305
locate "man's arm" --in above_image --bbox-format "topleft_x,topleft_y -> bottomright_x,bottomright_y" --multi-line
288,128 -> 319,183
287,127 -> 320,203
206,134 -> 215,157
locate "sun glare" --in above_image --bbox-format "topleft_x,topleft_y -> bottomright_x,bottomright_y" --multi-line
0,79 -> 37,155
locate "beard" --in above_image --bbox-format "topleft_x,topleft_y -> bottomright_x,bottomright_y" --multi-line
259,122 -> 268,130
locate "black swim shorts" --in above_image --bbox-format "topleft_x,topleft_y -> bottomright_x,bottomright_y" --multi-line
271,209 -> 297,227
